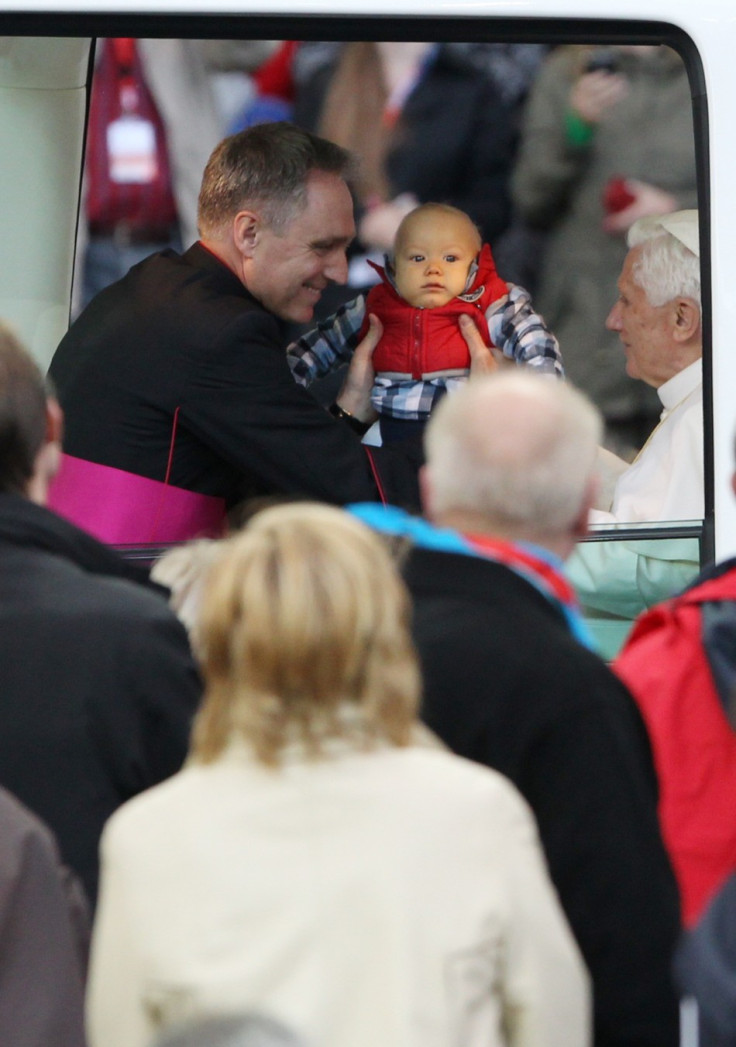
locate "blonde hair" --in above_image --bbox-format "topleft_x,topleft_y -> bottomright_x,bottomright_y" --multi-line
192,503 -> 420,766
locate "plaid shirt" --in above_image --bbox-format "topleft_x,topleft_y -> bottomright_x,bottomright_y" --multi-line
287,284 -> 564,421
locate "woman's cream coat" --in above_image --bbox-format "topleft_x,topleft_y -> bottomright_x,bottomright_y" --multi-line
87,739 -> 590,1047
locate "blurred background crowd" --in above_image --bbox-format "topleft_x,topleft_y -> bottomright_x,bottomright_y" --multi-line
73,37 -> 697,461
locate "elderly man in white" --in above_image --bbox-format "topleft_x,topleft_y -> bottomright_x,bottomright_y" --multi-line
593,208 -> 702,522
567,209 -> 703,628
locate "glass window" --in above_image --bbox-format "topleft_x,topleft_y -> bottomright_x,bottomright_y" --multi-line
0,17 -> 710,641
566,524 -> 703,659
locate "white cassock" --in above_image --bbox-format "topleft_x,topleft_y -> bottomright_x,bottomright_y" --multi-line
591,358 -> 703,524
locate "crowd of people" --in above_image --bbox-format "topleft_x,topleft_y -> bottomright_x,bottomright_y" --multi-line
1,36 -> 734,1047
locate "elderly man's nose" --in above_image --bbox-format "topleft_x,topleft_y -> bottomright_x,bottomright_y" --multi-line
606,302 -> 622,330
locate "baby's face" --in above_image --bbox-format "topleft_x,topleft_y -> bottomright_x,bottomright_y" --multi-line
393,212 -> 480,309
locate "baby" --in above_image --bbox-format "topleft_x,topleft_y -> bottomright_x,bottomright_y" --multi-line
288,202 -> 563,443
363,202 -> 510,442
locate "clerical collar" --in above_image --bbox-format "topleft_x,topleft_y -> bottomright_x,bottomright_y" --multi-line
658,358 -> 702,413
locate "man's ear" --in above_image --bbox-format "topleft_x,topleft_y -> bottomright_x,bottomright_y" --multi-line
572,474 -> 599,541
232,210 -> 260,258
418,464 -> 434,520
731,470 -> 736,500
672,296 -> 701,342
45,396 -> 63,447
27,397 -> 64,504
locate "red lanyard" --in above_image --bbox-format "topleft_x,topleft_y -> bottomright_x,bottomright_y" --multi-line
464,532 -> 579,607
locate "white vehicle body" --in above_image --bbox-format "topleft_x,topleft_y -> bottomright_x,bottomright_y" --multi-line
0,0 -> 731,575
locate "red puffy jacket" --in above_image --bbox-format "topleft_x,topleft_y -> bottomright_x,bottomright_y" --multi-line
364,244 -> 508,380
614,561 -> 736,926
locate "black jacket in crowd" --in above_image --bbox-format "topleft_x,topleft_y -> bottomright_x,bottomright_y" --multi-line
405,546 -> 682,1047
0,493 -> 202,904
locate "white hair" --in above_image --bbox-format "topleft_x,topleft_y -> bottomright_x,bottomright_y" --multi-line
424,372 -> 602,538
627,219 -> 701,309
151,538 -> 224,649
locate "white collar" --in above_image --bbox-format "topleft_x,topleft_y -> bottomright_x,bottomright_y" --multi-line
658,357 -> 702,413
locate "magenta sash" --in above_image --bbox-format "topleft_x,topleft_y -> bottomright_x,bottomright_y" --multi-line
48,454 -> 227,545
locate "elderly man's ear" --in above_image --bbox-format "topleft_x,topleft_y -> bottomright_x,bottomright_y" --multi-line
672,296 -> 701,342
574,474 -> 600,541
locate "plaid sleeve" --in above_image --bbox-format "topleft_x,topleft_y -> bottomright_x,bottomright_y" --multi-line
486,284 -> 564,378
286,295 -> 367,387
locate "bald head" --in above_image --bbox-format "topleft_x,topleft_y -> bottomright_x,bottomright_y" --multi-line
394,203 -> 481,255
422,372 -> 603,550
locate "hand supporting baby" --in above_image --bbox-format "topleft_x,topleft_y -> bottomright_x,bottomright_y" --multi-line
459,314 -> 505,377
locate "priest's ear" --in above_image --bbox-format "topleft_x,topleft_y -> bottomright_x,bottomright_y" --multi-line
233,210 -> 260,258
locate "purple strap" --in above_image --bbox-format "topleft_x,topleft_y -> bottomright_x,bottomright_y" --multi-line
48,454 -> 226,545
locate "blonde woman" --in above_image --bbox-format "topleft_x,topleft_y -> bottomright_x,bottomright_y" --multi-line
87,504 -> 590,1047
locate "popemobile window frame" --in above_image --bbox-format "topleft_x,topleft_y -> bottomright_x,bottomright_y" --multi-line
0,0 -> 732,655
